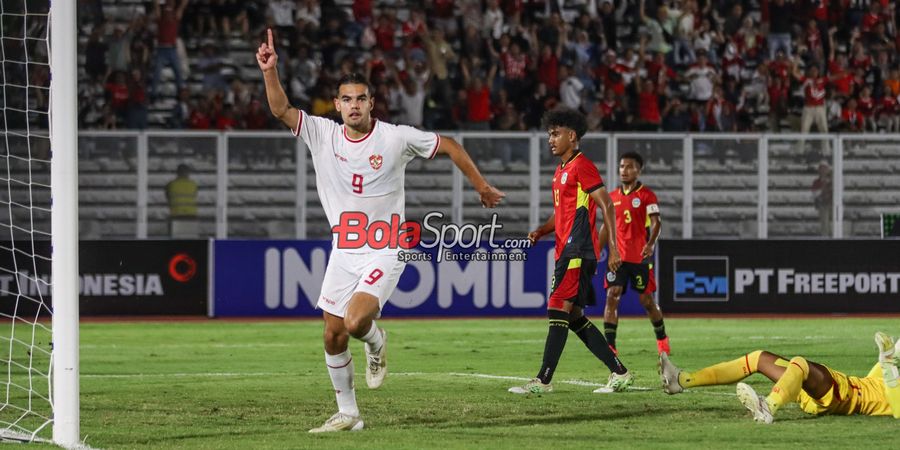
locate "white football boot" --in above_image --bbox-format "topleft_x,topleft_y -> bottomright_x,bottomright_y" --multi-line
365,328 -> 387,389
309,412 -> 364,433
593,370 -> 634,393
509,378 -> 553,394
736,382 -> 774,424
659,352 -> 684,395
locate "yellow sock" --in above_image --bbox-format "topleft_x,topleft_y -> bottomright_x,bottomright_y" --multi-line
880,360 -> 900,419
679,350 -> 762,388
766,356 -> 808,414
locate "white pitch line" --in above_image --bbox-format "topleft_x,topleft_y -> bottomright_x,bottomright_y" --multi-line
82,372 -> 290,379
81,343 -> 296,349
0,432 -> 102,450
441,372 -> 654,391
80,370 -> 733,396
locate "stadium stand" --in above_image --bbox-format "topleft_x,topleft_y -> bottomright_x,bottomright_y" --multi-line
65,1 -> 900,240
76,0 -> 899,134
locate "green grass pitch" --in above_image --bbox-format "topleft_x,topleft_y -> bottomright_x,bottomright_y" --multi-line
66,317 -> 899,449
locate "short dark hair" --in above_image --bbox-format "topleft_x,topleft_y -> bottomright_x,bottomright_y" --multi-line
335,72 -> 372,96
620,151 -> 644,169
542,108 -> 587,139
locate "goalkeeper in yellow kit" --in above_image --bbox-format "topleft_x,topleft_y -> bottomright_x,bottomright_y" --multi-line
658,332 -> 900,423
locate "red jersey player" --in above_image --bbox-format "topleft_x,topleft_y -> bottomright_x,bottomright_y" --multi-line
510,109 -> 632,395
599,152 -> 670,356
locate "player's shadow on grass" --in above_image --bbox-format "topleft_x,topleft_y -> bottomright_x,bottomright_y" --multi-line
432,407 -> 672,429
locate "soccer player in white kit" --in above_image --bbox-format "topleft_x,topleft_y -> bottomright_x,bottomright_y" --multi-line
256,29 -> 505,432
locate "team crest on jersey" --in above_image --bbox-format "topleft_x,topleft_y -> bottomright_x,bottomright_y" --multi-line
606,271 -> 616,282
561,172 -> 568,184
632,198 -> 641,208
369,154 -> 383,170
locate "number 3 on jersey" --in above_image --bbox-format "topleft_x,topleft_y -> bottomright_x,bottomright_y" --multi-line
352,174 -> 363,194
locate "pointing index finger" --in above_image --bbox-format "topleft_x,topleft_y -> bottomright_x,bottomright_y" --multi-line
267,28 -> 274,51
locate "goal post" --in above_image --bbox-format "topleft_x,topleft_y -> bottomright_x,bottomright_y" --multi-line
49,0 -> 79,446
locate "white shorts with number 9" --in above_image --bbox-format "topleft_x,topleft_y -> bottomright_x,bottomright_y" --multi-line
317,250 -> 407,318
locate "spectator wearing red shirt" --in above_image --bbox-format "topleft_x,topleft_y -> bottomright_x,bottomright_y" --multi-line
856,85 -> 876,131
462,63 -> 496,129
793,63 -> 829,133
215,104 -> 238,130
811,0 -> 831,57
850,44 -> 872,71
828,53 -> 855,97
126,69 -> 148,129
840,98 -> 865,131
503,0 -> 524,16
500,42 -> 530,101
374,13 -> 397,52
596,50 -> 627,97
188,99 -> 212,130
768,50 -> 792,83
704,86 -> 736,132
599,89 -> 625,131
720,42 -> 744,81
860,2 -> 883,34
490,88 -> 510,128
878,94 -> 900,132
243,100 -> 270,129
431,0 -> 457,38
644,51 -> 676,87
768,75 -> 790,131
634,78 -> 663,130
537,44 -> 561,94
803,19 -> 823,55
149,0 -> 187,100
402,8 -> 427,45
365,48 -> 389,85
733,17 -> 765,63
353,0 -> 373,24
104,71 -> 130,124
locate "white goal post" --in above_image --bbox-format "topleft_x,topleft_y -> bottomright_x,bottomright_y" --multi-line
0,0 -> 78,445
50,0 -> 80,446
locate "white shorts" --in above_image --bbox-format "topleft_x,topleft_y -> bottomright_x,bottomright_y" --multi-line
317,250 -> 406,318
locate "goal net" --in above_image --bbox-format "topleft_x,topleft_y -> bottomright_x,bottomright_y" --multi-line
0,0 -> 79,445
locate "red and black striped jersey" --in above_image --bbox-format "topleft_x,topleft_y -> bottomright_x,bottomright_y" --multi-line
552,152 -> 604,261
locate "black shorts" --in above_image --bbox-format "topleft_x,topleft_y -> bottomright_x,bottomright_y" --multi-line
548,258 -> 598,309
604,261 -> 656,294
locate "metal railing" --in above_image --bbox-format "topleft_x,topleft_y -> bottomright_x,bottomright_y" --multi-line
75,131 -> 900,240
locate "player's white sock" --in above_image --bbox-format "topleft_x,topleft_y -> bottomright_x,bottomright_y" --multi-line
325,350 -> 359,417
361,322 -> 384,354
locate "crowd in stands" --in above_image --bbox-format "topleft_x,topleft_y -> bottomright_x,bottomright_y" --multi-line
77,0 -> 900,133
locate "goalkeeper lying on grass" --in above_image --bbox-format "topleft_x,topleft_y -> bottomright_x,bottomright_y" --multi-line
658,332 -> 900,423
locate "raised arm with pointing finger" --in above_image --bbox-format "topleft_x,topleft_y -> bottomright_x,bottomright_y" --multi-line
257,29 -> 300,130
256,27 -> 508,433
256,28 -> 504,208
